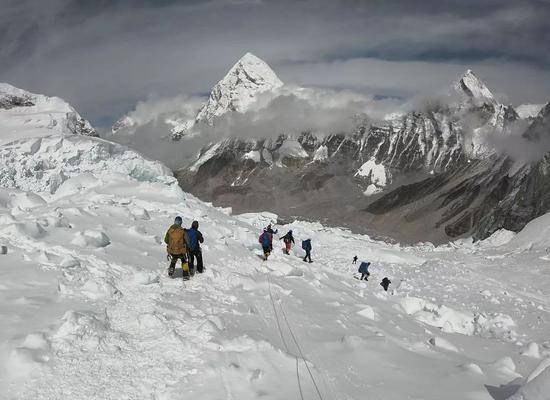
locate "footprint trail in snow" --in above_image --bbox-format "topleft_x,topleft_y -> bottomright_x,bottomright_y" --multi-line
1,138 -> 550,399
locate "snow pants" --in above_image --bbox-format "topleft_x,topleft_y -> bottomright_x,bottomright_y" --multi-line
188,248 -> 203,274
169,253 -> 189,277
285,242 -> 292,253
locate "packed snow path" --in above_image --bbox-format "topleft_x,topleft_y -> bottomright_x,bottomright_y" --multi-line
1,172 -> 550,399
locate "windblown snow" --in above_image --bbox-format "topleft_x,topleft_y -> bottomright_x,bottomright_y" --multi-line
1,86 -> 550,400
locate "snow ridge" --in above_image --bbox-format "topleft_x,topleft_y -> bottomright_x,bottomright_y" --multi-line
0,83 -> 97,142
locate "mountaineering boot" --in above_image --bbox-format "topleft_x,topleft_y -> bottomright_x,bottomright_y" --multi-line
168,266 -> 175,278
182,261 -> 190,280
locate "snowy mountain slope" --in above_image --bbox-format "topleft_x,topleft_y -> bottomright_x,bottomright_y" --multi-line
454,69 -> 498,107
112,53 -> 284,140
0,83 -> 97,143
175,67 -> 550,244
1,136 -> 550,398
195,52 -> 284,125
516,104 -> 545,120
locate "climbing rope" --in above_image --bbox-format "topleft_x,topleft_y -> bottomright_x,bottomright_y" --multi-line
267,271 -> 324,400
266,270 -> 305,400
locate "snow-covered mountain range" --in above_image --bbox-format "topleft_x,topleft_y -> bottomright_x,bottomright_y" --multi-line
1,69 -> 550,400
144,53 -> 547,243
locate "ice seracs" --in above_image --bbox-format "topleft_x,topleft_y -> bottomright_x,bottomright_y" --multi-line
195,52 -> 284,125
0,83 -> 97,142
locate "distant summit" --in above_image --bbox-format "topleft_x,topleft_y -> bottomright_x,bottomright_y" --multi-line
195,52 -> 284,125
114,52 -> 285,139
454,69 -> 497,106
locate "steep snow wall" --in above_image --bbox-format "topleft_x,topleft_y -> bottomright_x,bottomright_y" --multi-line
0,136 -> 171,194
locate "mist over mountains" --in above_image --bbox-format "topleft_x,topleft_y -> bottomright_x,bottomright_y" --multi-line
105,53 -> 549,243
2,50 -> 547,244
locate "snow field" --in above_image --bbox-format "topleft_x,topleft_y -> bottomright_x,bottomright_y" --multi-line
0,140 -> 550,398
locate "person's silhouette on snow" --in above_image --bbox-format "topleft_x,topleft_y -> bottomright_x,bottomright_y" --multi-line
186,220 -> 204,275
259,225 -> 277,261
280,230 -> 295,255
302,239 -> 312,263
358,261 -> 370,281
353,255 -> 358,264
164,216 -> 190,280
380,277 -> 391,292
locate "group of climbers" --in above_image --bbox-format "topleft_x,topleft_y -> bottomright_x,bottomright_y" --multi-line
354,255 -> 392,292
163,217 -> 391,291
164,216 -> 204,281
259,225 -> 313,263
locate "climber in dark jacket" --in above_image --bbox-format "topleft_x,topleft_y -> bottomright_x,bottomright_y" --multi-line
186,220 -> 204,275
302,239 -> 312,263
358,261 -> 371,281
380,277 -> 391,292
259,226 -> 276,261
280,230 -> 295,254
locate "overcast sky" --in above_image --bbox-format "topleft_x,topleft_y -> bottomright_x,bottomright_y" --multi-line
1,0 -> 550,126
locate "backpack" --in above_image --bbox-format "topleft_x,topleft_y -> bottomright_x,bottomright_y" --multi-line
259,232 -> 271,247
358,262 -> 370,274
167,226 -> 187,255
301,240 -> 311,251
187,229 -> 199,251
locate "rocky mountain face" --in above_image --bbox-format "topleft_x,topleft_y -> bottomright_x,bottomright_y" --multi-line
195,52 -> 283,125
111,53 -> 546,243
111,53 -> 284,140
0,83 -> 97,142
174,55 -> 546,243
367,104 -> 550,243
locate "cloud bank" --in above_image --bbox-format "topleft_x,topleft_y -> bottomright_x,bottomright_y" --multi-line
0,0 -> 549,126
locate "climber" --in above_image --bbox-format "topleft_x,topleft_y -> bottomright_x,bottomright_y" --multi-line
302,239 -> 312,263
358,261 -> 370,280
164,216 -> 190,280
353,255 -> 358,264
186,220 -> 204,275
259,226 -> 276,261
280,230 -> 295,254
380,277 -> 391,292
